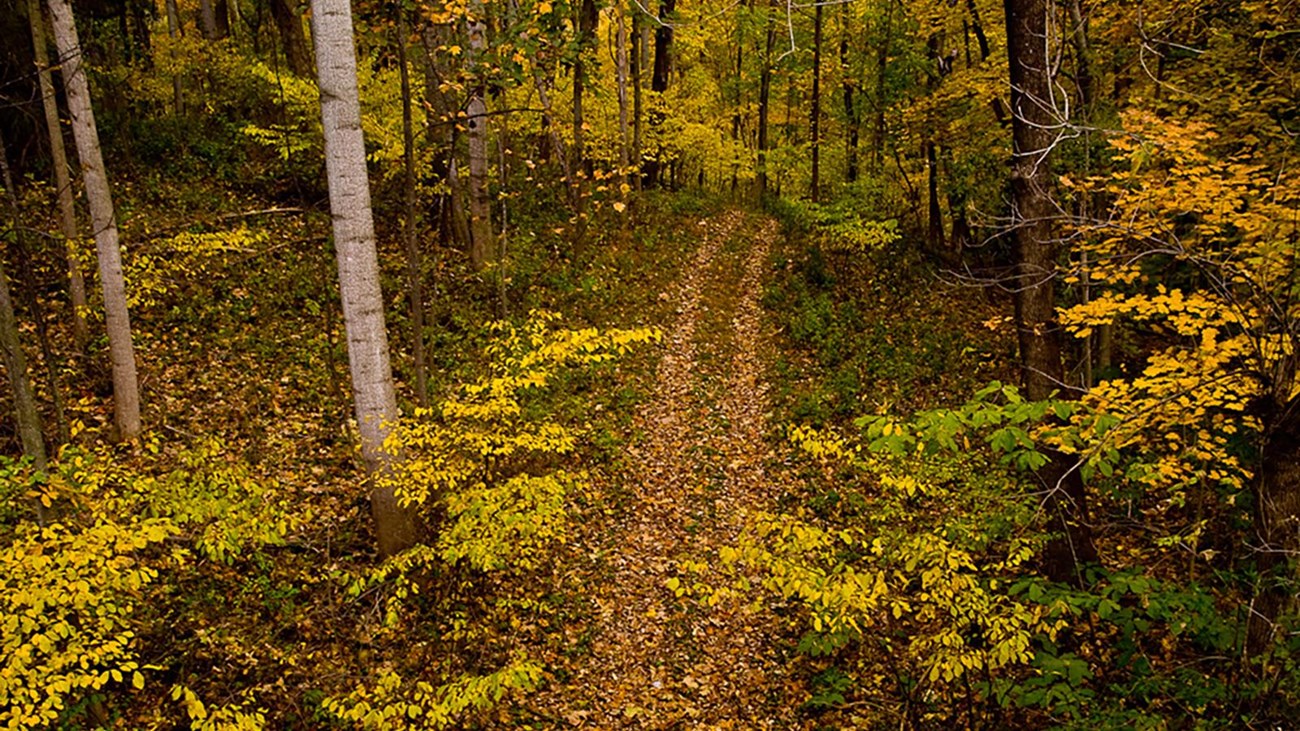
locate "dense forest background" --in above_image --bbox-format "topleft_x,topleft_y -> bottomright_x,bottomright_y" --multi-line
1,0 -> 1298,727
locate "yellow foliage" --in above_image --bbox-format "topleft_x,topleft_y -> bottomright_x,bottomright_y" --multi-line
717,429 -> 1051,688
324,656 -> 542,730
0,519 -> 174,728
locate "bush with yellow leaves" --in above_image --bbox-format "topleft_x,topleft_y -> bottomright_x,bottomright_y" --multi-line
325,311 -> 659,729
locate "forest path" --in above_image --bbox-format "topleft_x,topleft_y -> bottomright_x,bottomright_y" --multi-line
533,210 -> 795,728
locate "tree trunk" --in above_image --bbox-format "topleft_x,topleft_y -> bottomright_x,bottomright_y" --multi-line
572,0 -> 598,174
871,0 -> 894,172
48,0 -> 143,442
641,0 -> 675,188
631,6 -> 643,192
420,25 -> 471,253
1249,399 -> 1300,652
465,3 -> 494,270
730,3 -> 746,196
312,0 -> 418,557
841,6 -> 859,184
967,0 -> 1008,124
28,0 -> 89,352
615,1 -> 631,191
199,0 -> 220,39
163,0 -> 185,113
651,0 -> 675,92
1004,0 -> 1097,583
755,0 -> 775,199
396,13 -> 427,409
271,0 -> 312,76
1,130 -> 70,447
926,141 -> 945,253
810,0 -> 823,202
0,136 -> 49,479
215,0 -> 231,38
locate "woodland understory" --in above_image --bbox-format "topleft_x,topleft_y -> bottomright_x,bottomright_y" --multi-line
0,0 -> 1298,728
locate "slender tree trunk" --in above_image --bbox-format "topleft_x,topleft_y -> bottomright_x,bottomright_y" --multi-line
643,0 -> 675,187
28,0 -> 89,352
942,147 -> 971,251
271,0 -> 313,76
527,65 -> 576,204
810,1 -> 823,202
215,0 -> 231,38
48,0 -> 143,442
651,0 -> 675,92
1249,399 -> 1300,652
1005,0 -> 1097,583
163,0 -> 185,113
615,1 -> 631,190
926,141 -> 945,253
755,0 -> 775,199
631,6 -> 643,192
312,0 -> 418,557
967,0 -> 1008,124
0,257 -> 46,475
730,4 -> 745,195
572,0 -> 598,174
841,6 -> 859,184
1,134 -> 69,446
129,0 -> 152,63
199,0 -> 220,39
465,2 -> 494,270
871,0 -> 894,172
420,25 -> 471,252
396,14 -> 427,408
0,136 -> 49,478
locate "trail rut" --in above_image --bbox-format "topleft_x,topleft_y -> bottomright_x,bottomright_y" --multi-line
536,210 -> 792,729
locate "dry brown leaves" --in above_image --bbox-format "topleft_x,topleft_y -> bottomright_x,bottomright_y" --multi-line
527,212 -> 804,729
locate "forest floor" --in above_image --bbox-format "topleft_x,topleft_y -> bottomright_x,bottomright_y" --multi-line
526,209 -> 803,728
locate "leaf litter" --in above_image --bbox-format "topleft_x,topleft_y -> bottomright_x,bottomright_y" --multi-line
525,211 -> 802,728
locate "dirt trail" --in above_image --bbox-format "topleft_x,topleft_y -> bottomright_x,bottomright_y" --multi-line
537,210 -> 792,728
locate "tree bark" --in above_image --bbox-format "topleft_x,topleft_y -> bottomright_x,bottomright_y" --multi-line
631,6 -> 643,192
651,0 -> 675,92
271,0 -> 313,76
420,25 -> 471,252
215,0 -> 232,38
926,141 -> 945,253
48,0 -> 143,442
871,0 -> 894,172
199,0 -> 220,39
1249,399 -> 1300,652
312,0 -> 418,557
841,6 -> 859,184
396,13 -> 427,409
615,1 -> 631,190
0,135 -> 49,478
1004,0 -> 1098,583
755,0 -> 776,199
572,0 -> 598,174
163,0 -> 185,113
28,0 -> 89,353
465,2 -> 494,270
810,0 -> 823,202
642,0 -> 675,187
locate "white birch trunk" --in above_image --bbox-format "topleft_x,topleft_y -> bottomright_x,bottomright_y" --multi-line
311,0 -> 418,557
47,0 -> 142,441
